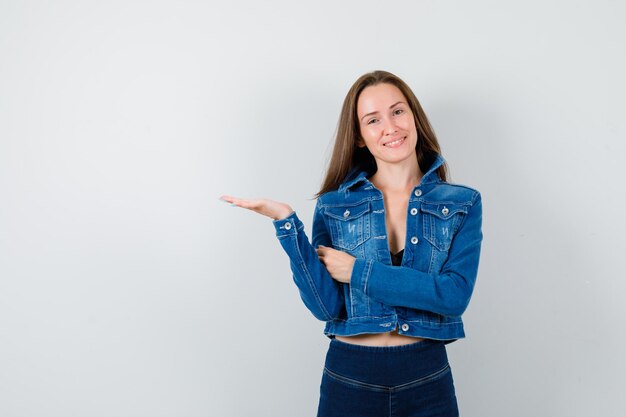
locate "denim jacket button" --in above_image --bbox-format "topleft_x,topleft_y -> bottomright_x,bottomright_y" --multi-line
343,210 -> 350,218
410,236 -> 418,244
441,206 -> 449,216
414,189 -> 422,197
401,323 -> 409,331
410,208 -> 417,215
284,222 -> 292,230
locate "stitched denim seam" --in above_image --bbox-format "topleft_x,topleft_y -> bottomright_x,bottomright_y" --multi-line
393,363 -> 451,392
329,314 -> 398,322
321,197 -> 372,209
323,367 -> 389,393
362,259 -> 373,295
323,362 -> 451,393
349,281 -> 355,317
420,199 -> 473,206
403,319 -> 463,325
428,244 -> 436,273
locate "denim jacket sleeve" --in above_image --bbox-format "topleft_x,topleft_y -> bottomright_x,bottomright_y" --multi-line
350,191 -> 483,317
272,198 -> 345,321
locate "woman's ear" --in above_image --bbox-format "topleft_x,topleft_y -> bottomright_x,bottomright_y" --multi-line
355,137 -> 366,148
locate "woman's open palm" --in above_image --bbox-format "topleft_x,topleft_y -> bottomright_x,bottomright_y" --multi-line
219,194 -> 294,221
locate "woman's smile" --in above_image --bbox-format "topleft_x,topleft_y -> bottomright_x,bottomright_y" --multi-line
383,136 -> 406,148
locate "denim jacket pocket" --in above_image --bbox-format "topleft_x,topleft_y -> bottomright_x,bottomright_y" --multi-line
324,200 -> 371,251
421,202 -> 468,251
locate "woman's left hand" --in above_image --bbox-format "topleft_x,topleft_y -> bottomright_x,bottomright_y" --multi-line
316,245 -> 356,284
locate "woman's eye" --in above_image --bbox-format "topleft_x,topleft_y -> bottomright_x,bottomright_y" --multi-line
367,118 -> 378,125
394,109 -> 404,115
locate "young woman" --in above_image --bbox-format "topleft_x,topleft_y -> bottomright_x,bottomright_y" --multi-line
220,70 -> 483,417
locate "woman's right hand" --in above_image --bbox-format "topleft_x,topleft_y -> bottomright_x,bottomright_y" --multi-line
219,195 -> 294,221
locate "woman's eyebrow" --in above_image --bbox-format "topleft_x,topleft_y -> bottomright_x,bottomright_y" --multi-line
360,101 -> 406,121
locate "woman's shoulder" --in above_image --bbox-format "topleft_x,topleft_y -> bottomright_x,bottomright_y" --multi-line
315,190 -> 345,207
316,187 -> 374,207
439,180 -> 480,194
428,181 -> 481,205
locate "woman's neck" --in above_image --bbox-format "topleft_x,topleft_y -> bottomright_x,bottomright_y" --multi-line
369,159 -> 423,193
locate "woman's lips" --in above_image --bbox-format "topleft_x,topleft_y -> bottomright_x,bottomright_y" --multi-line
383,136 -> 406,148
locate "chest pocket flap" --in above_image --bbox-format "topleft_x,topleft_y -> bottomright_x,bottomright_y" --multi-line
420,202 -> 468,251
420,203 -> 468,219
324,200 -> 371,251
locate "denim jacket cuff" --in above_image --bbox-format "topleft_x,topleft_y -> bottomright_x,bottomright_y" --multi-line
272,210 -> 301,237
350,258 -> 373,294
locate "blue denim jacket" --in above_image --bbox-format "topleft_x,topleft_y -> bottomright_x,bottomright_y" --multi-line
272,154 -> 483,343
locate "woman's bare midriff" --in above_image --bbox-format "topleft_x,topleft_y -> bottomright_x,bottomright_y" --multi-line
335,326 -> 425,347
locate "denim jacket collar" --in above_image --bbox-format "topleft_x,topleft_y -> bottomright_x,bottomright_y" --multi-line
338,153 -> 446,193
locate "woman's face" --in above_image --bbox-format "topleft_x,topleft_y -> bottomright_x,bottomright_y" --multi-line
356,83 -> 418,165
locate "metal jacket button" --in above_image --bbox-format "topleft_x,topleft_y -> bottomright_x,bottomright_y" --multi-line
410,208 -> 417,215
414,189 -> 422,197
284,222 -> 291,230
442,206 -> 449,216
343,210 -> 350,218
401,323 -> 409,331
410,236 -> 418,244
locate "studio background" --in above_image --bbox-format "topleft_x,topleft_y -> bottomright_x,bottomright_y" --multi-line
1,1 -> 624,416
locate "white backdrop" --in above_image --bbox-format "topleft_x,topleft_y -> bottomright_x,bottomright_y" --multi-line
1,1 -> 624,416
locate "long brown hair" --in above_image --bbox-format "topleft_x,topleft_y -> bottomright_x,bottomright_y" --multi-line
313,70 -> 448,199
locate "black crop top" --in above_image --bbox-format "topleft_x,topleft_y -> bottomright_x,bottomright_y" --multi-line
390,249 -> 404,266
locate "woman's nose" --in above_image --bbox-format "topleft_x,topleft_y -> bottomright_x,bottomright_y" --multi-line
383,119 -> 398,135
